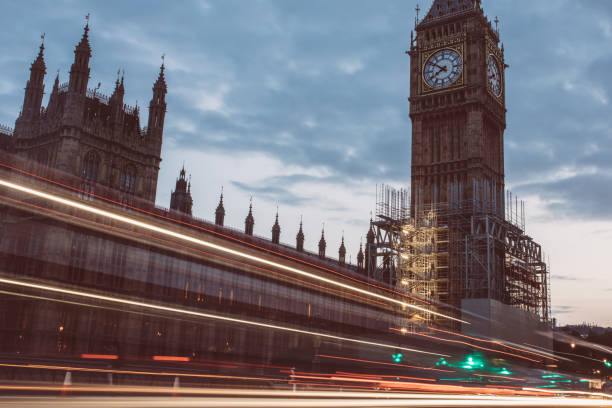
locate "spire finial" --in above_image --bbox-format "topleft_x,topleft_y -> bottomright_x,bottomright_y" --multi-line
161,53 -> 166,71
494,16 -> 500,34
85,13 -> 90,27
41,33 -> 46,45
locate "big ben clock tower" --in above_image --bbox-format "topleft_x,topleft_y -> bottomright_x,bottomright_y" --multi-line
408,0 -> 506,217
404,0 -> 510,319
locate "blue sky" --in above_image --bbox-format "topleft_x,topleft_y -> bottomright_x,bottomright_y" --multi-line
1,0 -> 611,326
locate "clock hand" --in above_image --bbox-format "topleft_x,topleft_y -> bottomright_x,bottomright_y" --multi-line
432,63 -> 447,71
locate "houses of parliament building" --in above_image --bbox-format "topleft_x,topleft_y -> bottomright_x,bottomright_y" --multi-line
0,2 -> 555,383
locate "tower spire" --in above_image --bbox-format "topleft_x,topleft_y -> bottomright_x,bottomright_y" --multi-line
338,231 -> 346,266
418,0 -> 479,29
215,187 -> 225,226
271,206 -> 281,244
170,165 -> 193,216
147,55 -> 167,156
318,224 -> 326,259
68,17 -> 92,95
357,238 -> 364,273
16,35 -> 46,126
245,196 -> 254,236
296,216 -> 305,252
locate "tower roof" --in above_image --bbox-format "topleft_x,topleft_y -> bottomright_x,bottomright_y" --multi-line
272,211 -> 280,233
418,0 -> 480,29
75,22 -> 92,57
318,228 -> 326,249
154,59 -> 167,93
357,242 -> 364,263
31,39 -> 46,72
216,190 -> 225,216
245,200 -> 254,224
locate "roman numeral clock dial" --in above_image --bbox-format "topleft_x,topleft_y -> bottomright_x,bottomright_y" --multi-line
488,55 -> 502,96
423,49 -> 463,89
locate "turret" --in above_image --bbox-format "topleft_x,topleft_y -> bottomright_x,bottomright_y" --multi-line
271,209 -> 281,244
68,22 -> 91,95
296,218 -> 304,252
147,60 -> 167,154
110,70 -> 125,116
365,219 -> 375,273
215,189 -> 225,226
357,242 -> 364,273
18,37 -> 46,124
47,70 -> 60,110
318,227 -> 326,259
338,234 -> 346,266
244,198 -> 254,236
170,166 -> 193,216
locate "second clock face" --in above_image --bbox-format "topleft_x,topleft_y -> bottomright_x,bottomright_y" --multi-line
424,49 -> 463,89
488,55 -> 502,96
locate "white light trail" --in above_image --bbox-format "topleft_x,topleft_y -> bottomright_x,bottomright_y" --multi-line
523,387 -> 612,399
1,394 -> 612,407
0,277 -> 447,357
0,177 -> 467,324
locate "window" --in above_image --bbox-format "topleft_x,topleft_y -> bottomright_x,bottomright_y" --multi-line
120,165 -> 136,193
81,151 -> 100,181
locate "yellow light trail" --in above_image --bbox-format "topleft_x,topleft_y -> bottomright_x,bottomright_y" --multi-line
0,278 -> 447,357
0,178 -> 467,324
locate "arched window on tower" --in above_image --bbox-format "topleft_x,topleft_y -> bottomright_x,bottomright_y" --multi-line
81,151 -> 100,181
120,165 -> 136,193
80,151 -> 100,201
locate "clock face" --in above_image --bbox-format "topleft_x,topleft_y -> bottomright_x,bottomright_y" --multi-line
423,49 -> 463,89
488,55 -> 502,96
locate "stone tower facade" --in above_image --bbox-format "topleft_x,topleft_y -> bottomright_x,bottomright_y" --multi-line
408,0 -> 505,217
11,23 -> 165,203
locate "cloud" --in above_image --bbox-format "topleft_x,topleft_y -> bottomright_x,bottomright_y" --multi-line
337,58 -> 364,75
231,180 -> 312,207
551,275 -> 579,281
553,306 -> 576,315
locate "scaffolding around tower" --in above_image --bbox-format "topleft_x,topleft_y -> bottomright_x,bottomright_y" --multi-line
370,185 -> 551,330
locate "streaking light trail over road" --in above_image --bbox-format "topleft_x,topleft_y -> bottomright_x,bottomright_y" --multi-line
0,177 -> 467,324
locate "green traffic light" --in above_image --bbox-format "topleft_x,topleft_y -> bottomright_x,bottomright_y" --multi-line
392,353 -> 403,363
605,361 -> 611,368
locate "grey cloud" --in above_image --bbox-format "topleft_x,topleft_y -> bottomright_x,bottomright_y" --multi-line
552,275 -> 580,281
2,0 -> 612,224
553,306 -> 576,315
231,180 -> 312,207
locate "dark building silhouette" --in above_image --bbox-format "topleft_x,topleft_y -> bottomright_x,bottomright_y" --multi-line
318,228 -> 326,259
244,199 -> 254,236
338,234 -> 346,266
271,210 -> 281,244
215,190 -> 225,226
365,220 -> 375,275
10,23 -> 165,204
296,219 -> 305,252
170,166 -> 193,215
357,242 -> 364,273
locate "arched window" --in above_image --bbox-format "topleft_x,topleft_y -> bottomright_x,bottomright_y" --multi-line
81,151 -> 100,181
120,165 -> 136,193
